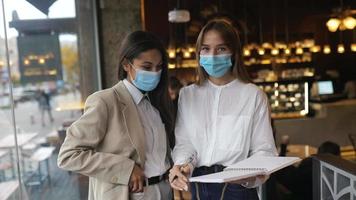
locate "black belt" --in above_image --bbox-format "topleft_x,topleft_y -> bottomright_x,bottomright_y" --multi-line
196,164 -> 226,174
143,171 -> 168,186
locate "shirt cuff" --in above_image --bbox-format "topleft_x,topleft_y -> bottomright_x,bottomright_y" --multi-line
187,163 -> 194,177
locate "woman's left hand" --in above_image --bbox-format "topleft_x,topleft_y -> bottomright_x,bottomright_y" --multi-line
169,165 -> 190,191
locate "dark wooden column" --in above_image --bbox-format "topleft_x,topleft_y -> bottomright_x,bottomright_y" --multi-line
97,0 -> 143,88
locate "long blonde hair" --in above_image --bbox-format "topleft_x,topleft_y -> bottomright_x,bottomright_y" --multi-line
195,19 -> 251,85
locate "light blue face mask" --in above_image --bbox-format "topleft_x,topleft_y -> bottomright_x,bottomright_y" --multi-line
199,54 -> 232,78
129,63 -> 162,92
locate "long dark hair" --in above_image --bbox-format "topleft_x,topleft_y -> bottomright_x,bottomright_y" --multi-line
117,31 -> 175,148
195,19 -> 251,85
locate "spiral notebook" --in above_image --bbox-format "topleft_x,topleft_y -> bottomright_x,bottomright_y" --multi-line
189,156 -> 301,183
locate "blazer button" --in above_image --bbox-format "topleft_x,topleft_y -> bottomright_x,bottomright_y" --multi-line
111,176 -> 118,183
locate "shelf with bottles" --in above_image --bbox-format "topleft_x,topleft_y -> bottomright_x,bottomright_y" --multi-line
242,40 -> 316,66
168,59 -> 198,69
250,66 -> 315,83
167,46 -> 198,69
256,80 -> 310,119
244,52 -> 313,67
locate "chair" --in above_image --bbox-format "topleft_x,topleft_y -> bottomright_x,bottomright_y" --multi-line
57,129 -> 66,146
21,142 -> 40,175
25,146 -> 55,186
0,162 -> 12,181
46,131 -> 60,150
0,150 -> 13,181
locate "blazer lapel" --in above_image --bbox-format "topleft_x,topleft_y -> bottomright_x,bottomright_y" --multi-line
113,81 -> 146,166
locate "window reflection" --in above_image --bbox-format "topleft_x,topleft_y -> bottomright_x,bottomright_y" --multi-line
0,0 -> 96,199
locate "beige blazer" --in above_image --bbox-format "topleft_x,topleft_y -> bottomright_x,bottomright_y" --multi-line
58,81 -> 162,200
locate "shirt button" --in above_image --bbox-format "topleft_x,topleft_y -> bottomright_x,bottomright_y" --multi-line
111,176 -> 118,183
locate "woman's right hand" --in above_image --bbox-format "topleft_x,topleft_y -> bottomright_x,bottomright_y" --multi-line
129,164 -> 145,193
169,164 -> 191,191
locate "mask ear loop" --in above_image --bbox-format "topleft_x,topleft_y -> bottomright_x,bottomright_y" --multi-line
127,61 -> 137,82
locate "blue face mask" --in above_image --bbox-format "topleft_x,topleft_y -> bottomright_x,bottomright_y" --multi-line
129,63 -> 162,92
199,54 -> 232,78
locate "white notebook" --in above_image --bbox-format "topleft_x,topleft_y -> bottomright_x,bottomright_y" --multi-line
189,156 -> 301,183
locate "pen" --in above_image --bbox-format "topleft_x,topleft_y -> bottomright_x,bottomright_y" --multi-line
171,175 -> 178,182
171,157 -> 194,183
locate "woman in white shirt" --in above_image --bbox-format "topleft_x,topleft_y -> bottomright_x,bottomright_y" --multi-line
169,20 -> 277,199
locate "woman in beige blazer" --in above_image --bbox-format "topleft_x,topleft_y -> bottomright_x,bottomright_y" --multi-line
58,31 -> 174,200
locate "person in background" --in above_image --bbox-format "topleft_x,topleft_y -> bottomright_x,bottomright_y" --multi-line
275,140 -> 341,200
344,80 -> 356,99
168,76 -> 183,113
169,19 -> 277,199
168,76 -> 183,150
58,31 -> 174,200
37,89 -> 54,127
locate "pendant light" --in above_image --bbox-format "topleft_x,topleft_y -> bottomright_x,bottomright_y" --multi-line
283,0 -> 291,55
258,0 -> 265,55
337,31 -> 345,54
323,45 -> 331,54
271,0 -> 279,56
242,0 -> 251,57
351,30 -> 356,52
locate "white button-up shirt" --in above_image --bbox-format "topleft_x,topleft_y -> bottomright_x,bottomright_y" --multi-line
172,79 -> 277,168
123,79 -> 170,178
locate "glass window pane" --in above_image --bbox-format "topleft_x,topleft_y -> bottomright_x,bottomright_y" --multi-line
1,0 -> 99,199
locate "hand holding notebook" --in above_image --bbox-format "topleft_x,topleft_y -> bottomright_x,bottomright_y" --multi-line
189,156 -> 301,183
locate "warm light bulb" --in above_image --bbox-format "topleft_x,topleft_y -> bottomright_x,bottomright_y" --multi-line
326,18 -> 341,32
168,63 -> 175,69
262,42 -> 272,48
323,45 -> 331,54
274,100 -> 279,107
351,44 -> 356,52
183,51 -> 191,58
339,23 -> 347,31
24,59 -> 30,65
188,47 -> 195,52
284,48 -> 291,55
342,16 -> 356,30
243,48 -> 251,56
311,45 -> 321,53
39,58 -> 45,64
296,47 -> 303,55
271,48 -> 279,55
337,44 -> 345,53
258,48 -> 265,55
168,51 -> 175,58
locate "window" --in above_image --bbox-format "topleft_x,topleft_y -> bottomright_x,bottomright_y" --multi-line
0,0 -> 100,199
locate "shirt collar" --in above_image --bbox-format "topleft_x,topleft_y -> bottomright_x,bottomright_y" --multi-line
123,79 -> 145,105
206,78 -> 238,89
